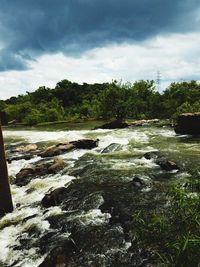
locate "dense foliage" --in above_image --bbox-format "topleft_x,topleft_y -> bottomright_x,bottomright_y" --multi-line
131,183 -> 200,266
1,79 -> 200,125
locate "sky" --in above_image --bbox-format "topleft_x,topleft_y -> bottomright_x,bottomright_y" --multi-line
0,0 -> 200,99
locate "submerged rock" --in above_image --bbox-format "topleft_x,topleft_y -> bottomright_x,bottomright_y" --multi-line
39,225 -> 130,267
131,177 -> 146,187
101,143 -> 123,153
94,119 -> 129,129
39,237 -> 78,267
175,112 -> 200,135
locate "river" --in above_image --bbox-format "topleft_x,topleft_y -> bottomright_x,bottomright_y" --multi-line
0,125 -> 199,266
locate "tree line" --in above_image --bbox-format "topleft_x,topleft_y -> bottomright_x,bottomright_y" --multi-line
1,79 -> 200,125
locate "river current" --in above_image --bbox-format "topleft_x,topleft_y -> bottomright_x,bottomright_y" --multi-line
0,126 -> 199,266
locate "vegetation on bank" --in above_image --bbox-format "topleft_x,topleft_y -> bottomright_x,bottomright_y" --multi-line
132,182 -> 200,266
1,79 -> 200,125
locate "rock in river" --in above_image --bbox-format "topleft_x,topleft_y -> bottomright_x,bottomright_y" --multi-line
40,139 -> 99,157
143,151 -> 179,172
157,160 -> 179,171
175,112 -> 200,135
40,143 -> 74,157
15,158 -> 65,186
94,119 -> 129,129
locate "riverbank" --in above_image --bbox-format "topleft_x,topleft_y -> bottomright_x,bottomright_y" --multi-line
3,118 -> 172,131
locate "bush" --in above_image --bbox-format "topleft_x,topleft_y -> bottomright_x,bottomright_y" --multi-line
23,109 -> 43,126
131,185 -> 200,266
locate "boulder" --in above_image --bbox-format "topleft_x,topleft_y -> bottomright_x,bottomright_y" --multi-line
6,143 -> 38,163
157,160 -> 179,171
41,187 -> 68,208
39,239 -> 78,267
40,143 -> 74,157
143,151 -> 160,160
16,168 -> 34,181
101,143 -> 122,153
175,112 -> 200,135
40,139 -> 99,157
130,177 -> 146,187
95,120 -> 129,129
7,154 -> 34,163
15,158 -> 65,186
70,139 -> 99,149
47,158 -> 65,173
130,119 -> 160,127
13,144 -> 38,153
143,151 -> 179,172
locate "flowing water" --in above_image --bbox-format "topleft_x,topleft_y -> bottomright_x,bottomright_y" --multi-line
0,125 -> 199,266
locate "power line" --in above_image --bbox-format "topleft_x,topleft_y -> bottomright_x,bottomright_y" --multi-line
156,71 -> 161,91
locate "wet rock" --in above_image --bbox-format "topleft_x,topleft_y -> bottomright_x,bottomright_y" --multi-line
39,225 -> 129,267
79,192 -> 104,211
71,224 -> 125,252
143,151 -> 179,172
39,237 -> 78,267
42,184 -> 104,212
143,151 -> 160,160
157,160 -> 179,171
15,158 -> 65,186
131,177 -> 146,187
70,139 -> 99,149
16,168 -> 34,182
101,143 -> 122,153
6,143 -> 38,162
13,144 -> 38,153
42,176 -> 154,228
40,143 -> 74,157
175,112 -> 200,135
47,158 -> 65,173
22,214 -> 37,223
42,187 -> 68,208
39,173 -> 166,266
95,119 -> 129,129
130,119 -> 160,127
7,154 -> 34,163
40,139 -> 99,157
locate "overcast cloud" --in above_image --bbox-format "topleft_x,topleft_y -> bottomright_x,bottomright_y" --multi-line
0,0 -> 200,98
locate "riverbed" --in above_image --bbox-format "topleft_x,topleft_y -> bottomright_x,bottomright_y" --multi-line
0,125 -> 199,266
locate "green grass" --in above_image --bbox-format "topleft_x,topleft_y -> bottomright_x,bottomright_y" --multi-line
131,185 -> 200,266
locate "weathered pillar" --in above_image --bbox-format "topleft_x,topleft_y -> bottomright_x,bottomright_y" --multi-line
0,121 -> 13,215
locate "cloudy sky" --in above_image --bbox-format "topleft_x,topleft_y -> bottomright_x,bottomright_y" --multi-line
0,0 -> 200,99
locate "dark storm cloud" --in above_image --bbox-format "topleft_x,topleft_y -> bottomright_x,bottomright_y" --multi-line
0,0 -> 199,71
